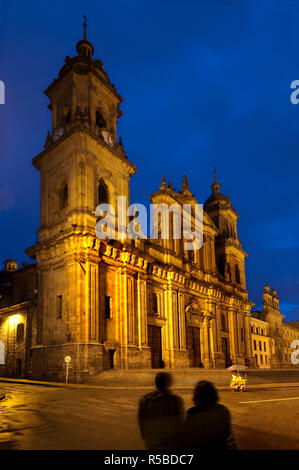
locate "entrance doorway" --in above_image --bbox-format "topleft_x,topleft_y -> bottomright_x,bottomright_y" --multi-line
108,349 -> 115,369
221,337 -> 230,367
187,327 -> 202,367
148,325 -> 162,368
15,359 -> 22,377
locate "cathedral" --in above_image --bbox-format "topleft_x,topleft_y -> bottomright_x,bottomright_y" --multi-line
0,26 -> 298,381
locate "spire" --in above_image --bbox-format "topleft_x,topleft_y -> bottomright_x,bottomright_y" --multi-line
211,167 -> 221,194
180,174 -> 192,196
168,179 -> 172,189
83,15 -> 87,41
76,16 -> 94,57
159,175 -> 166,190
182,175 -> 189,192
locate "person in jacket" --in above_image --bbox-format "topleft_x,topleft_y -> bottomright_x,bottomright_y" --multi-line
138,372 -> 185,449
183,380 -> 236,450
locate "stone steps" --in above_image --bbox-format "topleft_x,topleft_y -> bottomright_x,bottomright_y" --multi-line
85,368 -> 299,387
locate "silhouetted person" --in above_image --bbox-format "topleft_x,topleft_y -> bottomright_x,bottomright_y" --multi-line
138,372 -> 184,449
183,380 -> 236,450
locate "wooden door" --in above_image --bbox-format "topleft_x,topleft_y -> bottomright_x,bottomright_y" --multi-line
221,337 -> 230,367
187,327 -> 202,367
148,325 -> 162,368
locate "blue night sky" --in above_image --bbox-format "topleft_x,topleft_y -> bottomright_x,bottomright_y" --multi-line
0,0 -> 299,320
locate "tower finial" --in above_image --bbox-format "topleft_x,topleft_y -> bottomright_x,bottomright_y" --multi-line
182,174 -> 190,192
76,16 -> 94,57
211,167 -> 221,194
159,175 -> 166,190
180,174 -> 192,196
83,15 -> 87,40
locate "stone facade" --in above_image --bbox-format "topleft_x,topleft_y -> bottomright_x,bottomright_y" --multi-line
0,29 -> 298,381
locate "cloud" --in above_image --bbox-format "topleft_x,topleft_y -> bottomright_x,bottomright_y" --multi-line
0,189 -> 15,214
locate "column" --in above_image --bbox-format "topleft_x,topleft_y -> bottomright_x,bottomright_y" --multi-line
165,283 -> 176,368
228,308 -> 237,363
202,319 -> 211,368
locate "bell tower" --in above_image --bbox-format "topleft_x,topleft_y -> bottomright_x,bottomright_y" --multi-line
26,21 -> 136,381
204,169 -> 247,290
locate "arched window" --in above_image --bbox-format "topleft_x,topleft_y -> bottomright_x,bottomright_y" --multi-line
16,323 -> 25,342
96,110 -> 106,129
0,341 -> 5,364
235,264 -> 241,284
98,179 -> 109,205
221,313 -> 227,331
151,292 -> 158,315
61,183 -> 68,209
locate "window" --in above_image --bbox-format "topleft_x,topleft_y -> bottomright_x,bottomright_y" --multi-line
221,313 -> 227,331
240,327 -> 244,342
235,264 -> 241,284
96,110 -> 106,128
98,179 -> 109,206
260,355 -> 263,365
251,326 -> 253,333
259,341 -> 262,351
254,340 -> 257,350
61,184 -> 68,209
151,292 -> 158,315
16,323 -> 25,342
57,295 -> 63,319
264,342 -> 266,352
261,329 -> 264,336
105,296 -> 111,319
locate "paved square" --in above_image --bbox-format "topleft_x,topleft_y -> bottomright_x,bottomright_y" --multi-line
0,380 -> 298,450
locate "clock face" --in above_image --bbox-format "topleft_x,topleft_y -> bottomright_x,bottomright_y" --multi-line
53,127 -> 64,142
101,129 -> 113,147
